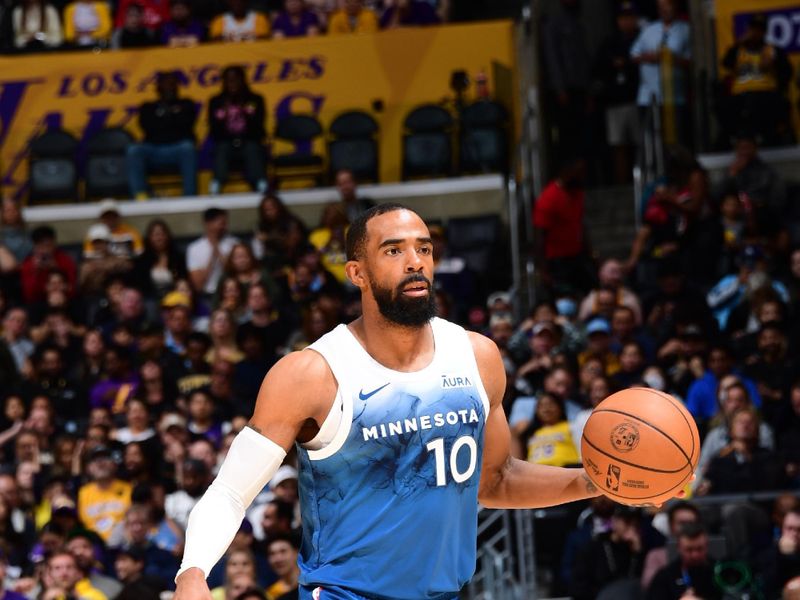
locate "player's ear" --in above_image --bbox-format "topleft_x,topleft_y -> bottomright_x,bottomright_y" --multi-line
345,260 -> 366,289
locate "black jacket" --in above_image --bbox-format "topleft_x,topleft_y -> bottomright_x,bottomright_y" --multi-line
646,557 -> 721,600
138,97 -> 197,144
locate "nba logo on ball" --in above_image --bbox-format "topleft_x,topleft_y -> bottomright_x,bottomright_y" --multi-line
606,464 -> 621,491
610,422 -> 640,453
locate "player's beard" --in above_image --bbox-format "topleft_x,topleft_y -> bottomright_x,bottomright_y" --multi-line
369,273 -> 437,327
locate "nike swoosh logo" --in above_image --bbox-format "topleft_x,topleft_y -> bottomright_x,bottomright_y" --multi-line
359,383 -> 390,401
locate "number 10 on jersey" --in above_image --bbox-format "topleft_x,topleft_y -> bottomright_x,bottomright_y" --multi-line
426,436 -> 478,486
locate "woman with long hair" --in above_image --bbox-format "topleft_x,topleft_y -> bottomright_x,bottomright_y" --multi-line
206,309 -> 244,364
520,392 -> 580,468
251,195 -> 307,274
222,243 -> 278,307
132,219 -> 188,299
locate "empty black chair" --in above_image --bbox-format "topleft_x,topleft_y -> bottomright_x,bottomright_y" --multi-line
446,214 -> 502,275
402,105 -> 453,180
272,114 -> 325,188
85,127 -> 134,199
459,100 -> 508,174
328,110 -> 379,183
28,128 -> 79,203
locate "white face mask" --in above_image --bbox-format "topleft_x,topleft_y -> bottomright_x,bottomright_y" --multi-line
643,371 -> 666,391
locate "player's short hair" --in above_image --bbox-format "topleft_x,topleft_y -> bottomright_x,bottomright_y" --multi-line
345,203 -> 421,261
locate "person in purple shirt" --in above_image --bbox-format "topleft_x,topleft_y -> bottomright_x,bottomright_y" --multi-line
380,0 -> 440,28
271,0 -> 320,38
161,0 -> 206,46
89,345 -> 140,416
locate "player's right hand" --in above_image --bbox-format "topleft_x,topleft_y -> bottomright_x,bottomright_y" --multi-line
174,568 -> 212,600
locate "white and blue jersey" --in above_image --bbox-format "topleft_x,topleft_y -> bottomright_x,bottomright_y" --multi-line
296,318 -> 490,600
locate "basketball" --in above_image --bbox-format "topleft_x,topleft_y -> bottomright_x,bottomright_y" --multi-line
581,387 -> 700,506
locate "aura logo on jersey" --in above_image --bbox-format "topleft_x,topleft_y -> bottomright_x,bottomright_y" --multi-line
441,375 -> 473,389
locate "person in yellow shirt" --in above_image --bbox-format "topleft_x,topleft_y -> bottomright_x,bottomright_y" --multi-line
44,551 -> 107,600
82,200 -> 143,259
308,202 -> 349,284
77,446 -> 132,545
524,392 -> 580,467
63,0 -> 111,46
327,0 -> 378,34
210,0 -> 270,42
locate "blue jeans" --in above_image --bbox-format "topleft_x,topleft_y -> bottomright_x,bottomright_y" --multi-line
127,140 -> 198,197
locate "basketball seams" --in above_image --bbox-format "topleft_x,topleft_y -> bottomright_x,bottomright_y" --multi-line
589,408 -> 693,470
581,434 -> 686,474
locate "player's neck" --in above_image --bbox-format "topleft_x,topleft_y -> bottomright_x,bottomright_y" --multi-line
350,313 -> 435,373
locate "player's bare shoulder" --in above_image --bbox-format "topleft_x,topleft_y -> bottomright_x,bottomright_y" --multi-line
467,330 -> 506,404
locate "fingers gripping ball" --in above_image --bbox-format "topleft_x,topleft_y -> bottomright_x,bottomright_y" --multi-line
581,388 -> 700,506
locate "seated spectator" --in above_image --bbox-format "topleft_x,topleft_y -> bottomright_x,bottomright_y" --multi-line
0,198 -> 33,265
571,505 -> 644,600
271,0 -> 319,38
79,223 -> 133,297
12,0 -> 62,49
780,382 -> 800,486
78,445 -> 132,545
63,0 -> 112,47
641,501 -> 701,590
114,398 -> 156,444
89,344 -> 140,415
327,0 -> 377,34
210,0 -> 270,42
578,318 -> 620,376
759,509 -> 800,599
111,2 -> 155,48
114,0 -> 168,32
720,14 -> 792,146
20,226 -> 77,305
612,341 -> 645,388
336,169 -> 375,222
251,195 -> 307,274
265,533 -> 300,599
579,259 -> 642,324
515,321 -> 559,396
646,523 -> 721,600
187,208 -> 240,301
165,458 -> 210,531
309,203 -> 349,285
206,309 -> 245,364
520,392 -> 579,467
43,550 -> 107,600
160,0 -> 205,47
127,71 -> 198,199
208,66 -> 267,195
744,322 -> 796,428
2,308 -> 34,379
210,548 -> 259,600
65,529 -> 123,599
114,544 -> 167,599
380,0 -> 440,28
117,504 -> 179,584
131,220 -> 188,300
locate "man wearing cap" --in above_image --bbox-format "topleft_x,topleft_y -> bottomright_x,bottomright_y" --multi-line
579,318 -> 621,375
186,207 -> 239,299
82,200 -> 144,260
77,446 -> 132,546
162,291 -> 194,356
79,224 -> 132,297
721,13 -> 792,146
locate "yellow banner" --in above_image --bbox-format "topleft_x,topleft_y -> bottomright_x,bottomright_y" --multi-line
0,21 -> 516,199
714,1 -> 800,135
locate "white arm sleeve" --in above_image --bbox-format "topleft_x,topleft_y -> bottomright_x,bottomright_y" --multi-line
175,426 -> 287,581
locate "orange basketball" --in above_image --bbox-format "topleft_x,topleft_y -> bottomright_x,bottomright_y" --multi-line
581,387 -> 700,506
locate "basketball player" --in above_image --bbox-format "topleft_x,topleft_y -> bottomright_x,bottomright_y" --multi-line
174,204 -> 632,599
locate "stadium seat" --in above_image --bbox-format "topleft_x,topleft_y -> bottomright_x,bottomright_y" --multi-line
402,104 -> 453,180
445,214 -> 501,275
28,128 -> 79,204
272,114 -> 325,189
458,100 -> 508,174
328,110 -> 379,183
85,127 -> 134,200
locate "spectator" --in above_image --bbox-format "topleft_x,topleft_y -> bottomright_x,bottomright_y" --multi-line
0,198 -> 33,265
110,2 -> 154,47
0,551 -> 25,599
379,0 -> 439,28
43,550 -> 106,600
186,207 -> 240,300
165,458 -> 210,531
210,548 -> 258,599
721,13 -> 792,146
271,0 -> 318,38
630,0 -> 691,145
160,0 -> 205,46
210,0 -> 270,41
79,224 -> 132,297
613,341 -> 646,388
114,399 -> 156,444
63,0 -> 112,47
327,0 -> 377,34
89,344 -> 139,415
3,308 -> 34,379
542,0 -> 592,158
533,155 -> 593,296
335,169 -> 375,223
646,523 -> 721,600
251,195 -> 307,274
309,203 -> 349,285
81,201 -> 143,261
265,533 -> 300,599
685,344 -> 761,425
571,373 -> 611,453
186,389 -> 225,446
20,226 -> 76,305
117,505 -> 178,584
641,501 -> 701,590
760,509 -> 800,598
514,321 -> 559,396
12,0 -> 62,49
114,0 -> 167,31
114,545 -> 166,600
208,66 -> 268,195
570,505 -> 644,600
127,71 -> 198,200
579,318 -> 620,376
238,283 -> 290,360
65,529 -> 123,599
131,220 -> 189,300
519,392 -> 579,467
593,2 -> 640,184
77,445 -> 132,545
744,322 -> 795,427
579,259 -> 643,325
